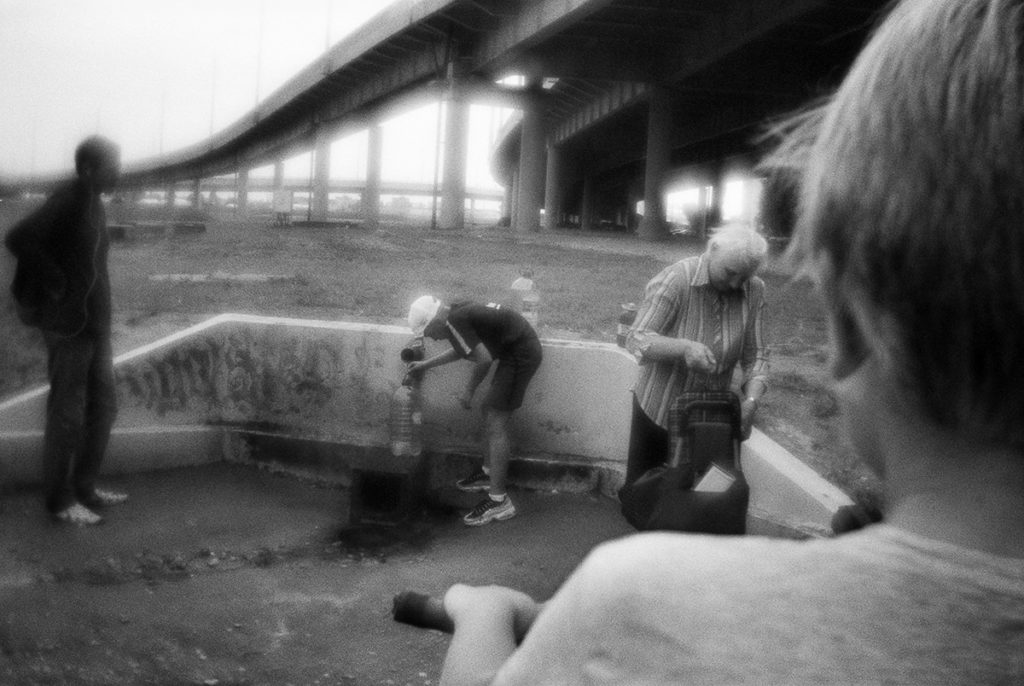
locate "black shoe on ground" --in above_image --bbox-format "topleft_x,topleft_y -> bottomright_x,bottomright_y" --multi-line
463,496 -> 517,526
455,468 -> 490,493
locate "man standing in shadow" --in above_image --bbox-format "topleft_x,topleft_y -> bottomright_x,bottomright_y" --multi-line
5,136 -> 128,525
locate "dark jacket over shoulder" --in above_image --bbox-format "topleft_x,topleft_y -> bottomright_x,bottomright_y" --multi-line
4,181 -> 112,337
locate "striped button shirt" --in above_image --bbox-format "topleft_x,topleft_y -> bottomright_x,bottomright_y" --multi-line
626,255 -> 769,429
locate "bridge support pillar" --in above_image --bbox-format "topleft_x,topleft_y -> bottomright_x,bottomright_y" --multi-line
514,91 -> 545,233
364,123 -> 382,227
439,80 -> 469,230
509,170 -> 521,228
581,175 -> 595,231
638,85 -> 672,241
709,160 -> 725,233
165,185 -> 175,209
271,161 -> 291,224
191,178 -> 202,210
501,181 -> 513,225
235,169 -> 249,215
544,143 -> 565,231
312,129 -> 331,222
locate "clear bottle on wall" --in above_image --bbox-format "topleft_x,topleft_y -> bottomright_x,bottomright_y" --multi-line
617,302 -> 638,347
389,374 -> 423,458
510,268 -> 539,328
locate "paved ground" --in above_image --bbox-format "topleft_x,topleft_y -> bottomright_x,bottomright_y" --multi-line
0,462 -> 634,685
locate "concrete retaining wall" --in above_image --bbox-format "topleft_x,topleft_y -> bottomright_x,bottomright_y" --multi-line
0,313 -> 853,536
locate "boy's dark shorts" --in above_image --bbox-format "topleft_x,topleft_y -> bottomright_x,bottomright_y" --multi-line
484,334 -> 543,411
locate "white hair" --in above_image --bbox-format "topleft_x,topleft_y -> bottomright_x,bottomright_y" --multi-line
707,224 -> 768,272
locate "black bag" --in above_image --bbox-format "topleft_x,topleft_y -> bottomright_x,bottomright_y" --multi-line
10,260 -> 45,327
619,392 -> 749,535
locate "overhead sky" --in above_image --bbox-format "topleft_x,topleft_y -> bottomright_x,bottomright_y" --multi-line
0,0 -> 511,187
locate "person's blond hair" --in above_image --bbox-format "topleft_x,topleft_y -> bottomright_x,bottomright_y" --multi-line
769,0 -> 1024,446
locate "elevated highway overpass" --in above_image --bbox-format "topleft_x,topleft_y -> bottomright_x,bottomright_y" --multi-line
1,0 -> 891,238
190,177 -> 500,199
146,177 -> 503,214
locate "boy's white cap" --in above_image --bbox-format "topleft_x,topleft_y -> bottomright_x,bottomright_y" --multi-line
408,295 -> 441,335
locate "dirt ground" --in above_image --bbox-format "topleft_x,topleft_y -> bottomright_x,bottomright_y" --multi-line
0,463 -> 635,685
0,198 -> 882,510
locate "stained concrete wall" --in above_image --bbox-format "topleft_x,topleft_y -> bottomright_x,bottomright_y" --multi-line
0,314 -> 853,536
414,333 -> 634,465
0,314 -> 631,475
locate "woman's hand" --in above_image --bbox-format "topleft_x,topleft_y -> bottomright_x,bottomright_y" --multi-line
740,397 -> 758,440
682,340 -> 717,373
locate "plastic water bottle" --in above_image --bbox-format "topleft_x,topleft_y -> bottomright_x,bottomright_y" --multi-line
617,302 -> 638,347
389,376 -> 423,457
510,269 -> 539,327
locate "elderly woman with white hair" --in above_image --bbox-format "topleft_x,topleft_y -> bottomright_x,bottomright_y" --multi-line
621,224 -> 770,491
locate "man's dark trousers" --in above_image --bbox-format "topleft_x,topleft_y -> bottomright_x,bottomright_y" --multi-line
42,331 -> 117,513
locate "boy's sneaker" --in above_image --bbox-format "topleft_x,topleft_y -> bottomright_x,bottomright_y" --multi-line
455,468 -> 491,493
463,496 -> 516,526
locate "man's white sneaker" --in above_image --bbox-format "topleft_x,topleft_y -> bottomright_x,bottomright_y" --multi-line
53,502 -> 103,526
463,496 -> 516,526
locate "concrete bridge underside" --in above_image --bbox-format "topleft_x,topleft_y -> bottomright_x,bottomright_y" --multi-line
2,0 -> 892,238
